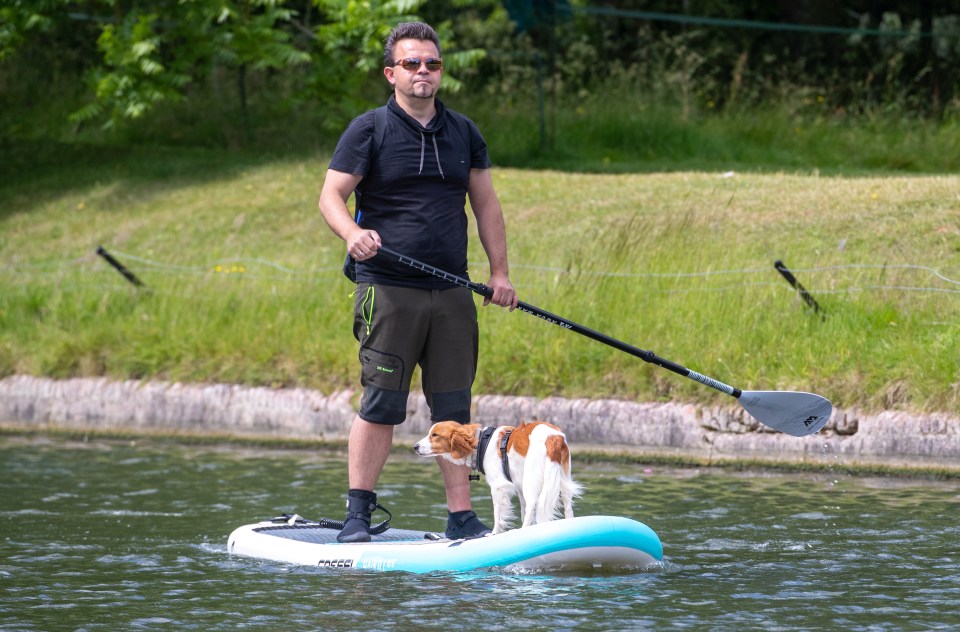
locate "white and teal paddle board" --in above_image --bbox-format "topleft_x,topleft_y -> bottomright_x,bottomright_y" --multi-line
228,514 -> 663,573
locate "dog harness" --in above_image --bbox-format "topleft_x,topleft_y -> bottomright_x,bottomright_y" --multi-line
470,426 -> 513,483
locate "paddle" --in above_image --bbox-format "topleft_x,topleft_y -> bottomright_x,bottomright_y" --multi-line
374,246 -> 832,437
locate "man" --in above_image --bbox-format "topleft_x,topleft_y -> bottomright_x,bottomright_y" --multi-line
318,21 -> 518,543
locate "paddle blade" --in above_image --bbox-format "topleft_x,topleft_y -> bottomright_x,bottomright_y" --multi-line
737,391 -> 833,437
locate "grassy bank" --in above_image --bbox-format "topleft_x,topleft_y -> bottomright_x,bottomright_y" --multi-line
461,96 -> 960,175
2,125 -> 958,415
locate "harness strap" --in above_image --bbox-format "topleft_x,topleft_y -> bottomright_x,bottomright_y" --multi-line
474,426 -> 496,477
499,429 -> 513,483
472,426 -> 514,483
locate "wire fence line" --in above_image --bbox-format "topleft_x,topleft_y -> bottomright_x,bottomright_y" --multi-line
3,249 -> 960,299
573,6 -> 933,39
510,261 -> 960,286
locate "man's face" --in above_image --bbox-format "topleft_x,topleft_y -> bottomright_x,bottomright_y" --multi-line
384,39 -> 442,100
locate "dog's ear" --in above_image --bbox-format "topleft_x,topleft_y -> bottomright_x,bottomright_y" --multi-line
449,425 -> 477,460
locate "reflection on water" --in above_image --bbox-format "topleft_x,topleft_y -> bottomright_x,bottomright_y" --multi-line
1,436 -> 958,631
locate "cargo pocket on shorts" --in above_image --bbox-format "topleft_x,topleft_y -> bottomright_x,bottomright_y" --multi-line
359,348 -> 406,391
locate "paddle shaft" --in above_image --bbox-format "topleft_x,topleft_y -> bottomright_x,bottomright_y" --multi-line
377,246 -> 743,400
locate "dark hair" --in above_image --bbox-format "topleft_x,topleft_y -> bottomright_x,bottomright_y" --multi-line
383,22 -> 441,67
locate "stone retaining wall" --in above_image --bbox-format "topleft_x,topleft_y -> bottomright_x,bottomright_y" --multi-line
1,375 -> 958,472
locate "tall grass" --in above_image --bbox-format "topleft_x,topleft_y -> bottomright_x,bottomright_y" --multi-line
457,89 -> 960,174
2,136 -> 958,414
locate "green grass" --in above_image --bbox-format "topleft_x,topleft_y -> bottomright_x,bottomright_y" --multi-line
2,119 -> 959,415
468,100 -> 960,174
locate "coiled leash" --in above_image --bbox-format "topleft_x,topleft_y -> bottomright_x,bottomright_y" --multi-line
271,506 -> 393,535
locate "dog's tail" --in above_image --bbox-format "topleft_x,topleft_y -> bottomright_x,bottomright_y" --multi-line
538,436 -> 585,522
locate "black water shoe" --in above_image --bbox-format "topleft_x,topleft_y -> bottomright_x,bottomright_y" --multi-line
445,510 -> 492,540
337,489 -> 377,543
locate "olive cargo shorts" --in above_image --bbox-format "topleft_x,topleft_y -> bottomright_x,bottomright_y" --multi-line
353,283 -> 479,425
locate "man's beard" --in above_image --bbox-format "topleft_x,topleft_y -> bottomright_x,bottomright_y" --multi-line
409,81 -> 437,99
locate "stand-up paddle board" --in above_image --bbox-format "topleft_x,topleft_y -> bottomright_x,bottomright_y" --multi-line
228,514 -> 663,573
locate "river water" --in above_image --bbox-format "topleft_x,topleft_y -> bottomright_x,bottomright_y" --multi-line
1,436 -> 958,631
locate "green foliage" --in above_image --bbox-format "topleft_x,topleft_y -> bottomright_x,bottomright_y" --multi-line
67,1 -> 317,126
5,1 -> 959,148
0,0 -> 66,60
71,12 -> 189,126
1,0 -> 509,141
212,1 -> 312,70
309,0 -> 424,125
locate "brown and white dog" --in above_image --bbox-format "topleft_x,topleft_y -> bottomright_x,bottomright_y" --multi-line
413,421 -> 583,534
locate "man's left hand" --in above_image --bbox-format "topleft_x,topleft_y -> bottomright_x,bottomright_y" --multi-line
484,274 -> 518,311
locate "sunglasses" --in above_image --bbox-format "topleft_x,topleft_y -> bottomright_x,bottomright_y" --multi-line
394,57 -> 443,72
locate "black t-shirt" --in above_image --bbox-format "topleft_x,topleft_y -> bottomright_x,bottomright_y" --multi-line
328,96 -> 491,288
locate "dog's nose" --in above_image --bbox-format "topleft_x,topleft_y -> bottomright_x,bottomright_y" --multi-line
412,442 -> 419,453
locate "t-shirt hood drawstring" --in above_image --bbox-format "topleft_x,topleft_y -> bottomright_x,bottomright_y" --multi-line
418,132 -> 444,179
387,95 -> 447,180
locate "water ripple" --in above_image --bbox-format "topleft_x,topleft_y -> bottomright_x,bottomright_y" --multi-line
1,439 -> 958,631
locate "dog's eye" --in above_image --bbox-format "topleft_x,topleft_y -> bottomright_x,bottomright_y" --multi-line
430,432 -> 438,437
